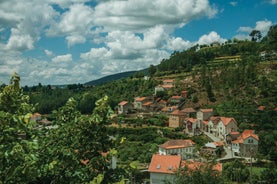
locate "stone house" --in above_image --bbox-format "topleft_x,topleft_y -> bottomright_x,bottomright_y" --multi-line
168,110 -> 187,128
197,108 -> 213,121
118,101 -> 133,115
231,130 -> 259,157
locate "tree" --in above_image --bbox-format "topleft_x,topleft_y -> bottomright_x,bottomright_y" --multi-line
170,162 -> 225,184
37,96 -> 118,183
249,30 -> 262,42
265,24 -> 277,50
223,159 -> 250,183
148,64 -> 157,77
0,73 -> 39,183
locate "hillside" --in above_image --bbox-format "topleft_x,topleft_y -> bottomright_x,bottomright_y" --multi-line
84,70 -> 137,86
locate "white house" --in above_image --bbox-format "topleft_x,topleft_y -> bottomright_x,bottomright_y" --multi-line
217,117 -> 238,140
158,139 -> 196,160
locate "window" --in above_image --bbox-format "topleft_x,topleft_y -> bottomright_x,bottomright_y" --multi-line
248,139 -> 254,143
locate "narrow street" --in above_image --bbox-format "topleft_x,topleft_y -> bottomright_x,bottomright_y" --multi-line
204,132 -> 233,161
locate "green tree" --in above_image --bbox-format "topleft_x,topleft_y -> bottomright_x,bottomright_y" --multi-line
37,96 -> 117,183
249,30 -> 262,42
170,162 -> 225,184
0,73 -> 39,183
223,159 -> 250,183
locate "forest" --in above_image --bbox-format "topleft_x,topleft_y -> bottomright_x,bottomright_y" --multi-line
0,25 -> 276,183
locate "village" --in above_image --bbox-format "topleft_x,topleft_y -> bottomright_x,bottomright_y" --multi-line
116,78 -> 260,184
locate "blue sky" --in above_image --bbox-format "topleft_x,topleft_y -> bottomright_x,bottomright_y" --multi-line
0,0 -> 276,86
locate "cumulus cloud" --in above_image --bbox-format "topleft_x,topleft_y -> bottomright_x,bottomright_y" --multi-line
47,3 -> 94,46
45,49 -> 54,57
236,20 -> 273,40
1,0 -> 220,85
52,54 -> 73,63
270,0 -> 277,4
93,0 -> 217,31
197,31 -> 226,45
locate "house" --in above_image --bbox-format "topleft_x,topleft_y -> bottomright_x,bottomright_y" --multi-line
168,95 -> 184,105
197,108 -> 213,121
142,101 -> 153,111
181,91 -> 188,98
118,101 -> 133,115
217,117 -> 238,140
148,154 -> 181,184
207,116 -> 221,136
182,108 -> 196,118
184,118 -> 201,136
201,141 -> 224,157
162,79 -> 174,89
154,79 -> 175,95
158,139 -> 196,160
134,97 -> 150,110
161,106 -> 178,115
231,130 -> 259,157
168,110 -> 187,128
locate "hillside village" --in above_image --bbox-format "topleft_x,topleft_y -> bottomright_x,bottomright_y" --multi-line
116,78 -> 260,183
28,77 -> 264,183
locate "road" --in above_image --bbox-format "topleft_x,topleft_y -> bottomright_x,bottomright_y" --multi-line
204,132 -> 234,161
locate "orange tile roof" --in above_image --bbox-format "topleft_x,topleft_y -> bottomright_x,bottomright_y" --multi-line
159,139 -> 196,149
185,118 -> 198,123
171,95 -> 183,99
142,101 -> 153,106
119,101 -> 129,106
241,129 -> 259,141
148,154 -> 181,174
232,129 -> 259,144
162,84 -> 174,89
163,79 -> 174,83
182,108 -> 196,113
200,108 -> 213,113
213,141 -> 224,147
170,110 -> 186,116
181,161 -> 222,172
135,97 -> 146,102
220,117 -> 237,126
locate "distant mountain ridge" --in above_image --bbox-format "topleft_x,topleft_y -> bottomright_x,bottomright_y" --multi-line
84,70 -> 138,86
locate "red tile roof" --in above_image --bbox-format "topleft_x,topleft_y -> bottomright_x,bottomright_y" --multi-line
185,118 -> 198,123
135,97 -> 146,102
257,105 -> 266,111
220,117 -> 237,126
181,161 -> 222,172
200,108 -> 213,113
170,110 -> 183,115
142,101 -> 153,106
148,154 -> 181,174
171,95 -> 183,99
182,108 -> 196,113
119,101 -> 129,106
232,129 -> 259,144
159,139 -> 196,149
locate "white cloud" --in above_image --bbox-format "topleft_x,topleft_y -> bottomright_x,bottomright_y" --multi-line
270,0 -> 277,4
52,54 -> 73,63
44,49 -> 54,57
6,28 -> 35,51
197,31 -> 226,45
230,2 -> 238,6
236,20 -> 273,40
93,0 -> 217,31
47,3 -> 94,46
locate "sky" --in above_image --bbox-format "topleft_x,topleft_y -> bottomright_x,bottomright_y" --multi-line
0,0 -> 276,86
